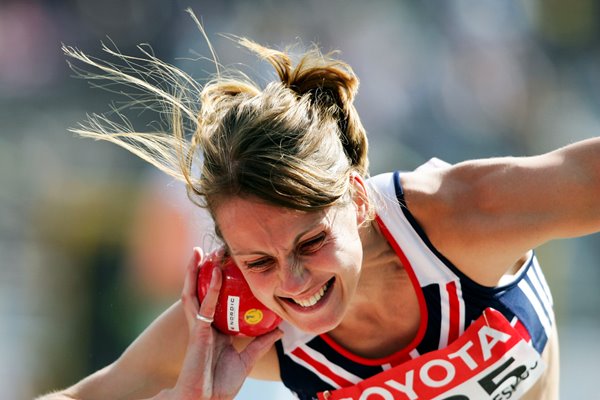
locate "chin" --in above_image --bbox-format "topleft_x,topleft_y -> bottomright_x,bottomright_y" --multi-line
289,312 -> 344,335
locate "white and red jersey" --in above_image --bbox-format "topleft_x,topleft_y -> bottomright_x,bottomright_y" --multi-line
275,170 -> 554,400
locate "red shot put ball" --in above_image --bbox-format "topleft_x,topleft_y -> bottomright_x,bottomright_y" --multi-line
197,251 -> 281,336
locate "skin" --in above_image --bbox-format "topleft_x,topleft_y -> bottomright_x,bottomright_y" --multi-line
37,137 -> 600,399
216,194 -> 366,336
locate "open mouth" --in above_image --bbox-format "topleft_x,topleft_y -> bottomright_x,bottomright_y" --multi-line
284,278 -> 335,309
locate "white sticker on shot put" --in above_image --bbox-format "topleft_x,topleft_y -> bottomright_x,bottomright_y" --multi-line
227,296 -> 240,332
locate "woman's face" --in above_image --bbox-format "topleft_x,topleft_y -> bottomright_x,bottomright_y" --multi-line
213,195 -> 365,334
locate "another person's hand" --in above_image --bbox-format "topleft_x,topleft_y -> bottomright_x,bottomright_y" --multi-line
156,248 -> 283,400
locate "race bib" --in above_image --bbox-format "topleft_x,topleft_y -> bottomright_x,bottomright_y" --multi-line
318,308 -> 544,400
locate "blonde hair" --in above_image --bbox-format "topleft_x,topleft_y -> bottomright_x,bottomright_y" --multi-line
63,19 -> 369,224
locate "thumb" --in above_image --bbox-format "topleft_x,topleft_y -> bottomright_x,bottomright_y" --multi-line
238,328 -> 284,373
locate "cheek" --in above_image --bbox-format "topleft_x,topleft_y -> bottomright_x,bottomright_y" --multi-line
313,240 -> 362,280
331,226 -> 363,269
243,272 -> 276,303
335,246 -> 363,277
334,205 -> 363,246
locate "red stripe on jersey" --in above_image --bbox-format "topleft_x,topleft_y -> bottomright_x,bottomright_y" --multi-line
446,281 -> 461,344
512,317 -> 532,343
291,347 -> 355,388
388,352 -> 414,367
319,215 -> 428,367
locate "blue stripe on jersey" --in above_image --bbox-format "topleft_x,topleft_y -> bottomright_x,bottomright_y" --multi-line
305,337 -> 385,377
275,340 -> 334,400
274,171 -> 554,399
276,335 -> 391,399
524,266 -> 553,320
416,284 -> 442,354
498,283 -> 549,353
393,171 -> 458,275
393,170 -> 552,354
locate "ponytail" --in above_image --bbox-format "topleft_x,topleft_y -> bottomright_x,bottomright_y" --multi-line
63,25 -> 371,217
238,39 -> 369,176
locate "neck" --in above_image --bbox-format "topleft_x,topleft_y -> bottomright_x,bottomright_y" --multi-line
328,220 -> 421,357
343,220 -> 405,322
359,219 -> 399,270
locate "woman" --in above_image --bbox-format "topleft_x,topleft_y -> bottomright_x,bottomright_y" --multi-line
39,35 -> 599,400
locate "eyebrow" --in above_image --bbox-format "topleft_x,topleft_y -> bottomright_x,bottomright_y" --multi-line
228,219 -> 326,257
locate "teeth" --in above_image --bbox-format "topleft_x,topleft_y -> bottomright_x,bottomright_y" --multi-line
294,282 -> 329,308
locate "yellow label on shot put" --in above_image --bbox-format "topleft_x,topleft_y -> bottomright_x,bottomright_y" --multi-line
244,309 -> 264,325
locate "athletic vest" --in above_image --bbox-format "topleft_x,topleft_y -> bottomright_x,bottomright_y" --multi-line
275,171 -> 555,400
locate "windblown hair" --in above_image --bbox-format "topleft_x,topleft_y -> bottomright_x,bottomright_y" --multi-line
63,15 -> 369,227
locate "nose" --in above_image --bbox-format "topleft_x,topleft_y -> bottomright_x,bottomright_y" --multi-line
278,257 -> 310,296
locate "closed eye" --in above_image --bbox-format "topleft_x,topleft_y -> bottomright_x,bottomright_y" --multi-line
298,232 -> 326,254
243,232 -> 326,271
245,257 -> 275,271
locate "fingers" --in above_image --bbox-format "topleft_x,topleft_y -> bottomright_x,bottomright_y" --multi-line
238,328 -> 284,373
197,267 -> 222,322
181,247 -> 203,326
181,246 -> 224,334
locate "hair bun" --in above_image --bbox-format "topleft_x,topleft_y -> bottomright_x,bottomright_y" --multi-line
239,38 -> 368,176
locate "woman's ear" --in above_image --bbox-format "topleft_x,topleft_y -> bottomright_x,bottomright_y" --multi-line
350,173 -> 370,226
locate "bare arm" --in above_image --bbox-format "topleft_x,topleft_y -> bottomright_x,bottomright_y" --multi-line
35,301 -> 187,400
36,249 -> 282,400
403,137 -> 600,285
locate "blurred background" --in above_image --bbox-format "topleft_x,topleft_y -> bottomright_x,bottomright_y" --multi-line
1,0 -> 599,398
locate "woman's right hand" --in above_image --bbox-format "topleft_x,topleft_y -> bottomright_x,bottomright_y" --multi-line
158,248 -> 283,400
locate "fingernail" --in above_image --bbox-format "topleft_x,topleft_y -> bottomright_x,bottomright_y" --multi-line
194,247 -> 203,264
273,328 -> 284,339
211,267 -> 219,284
